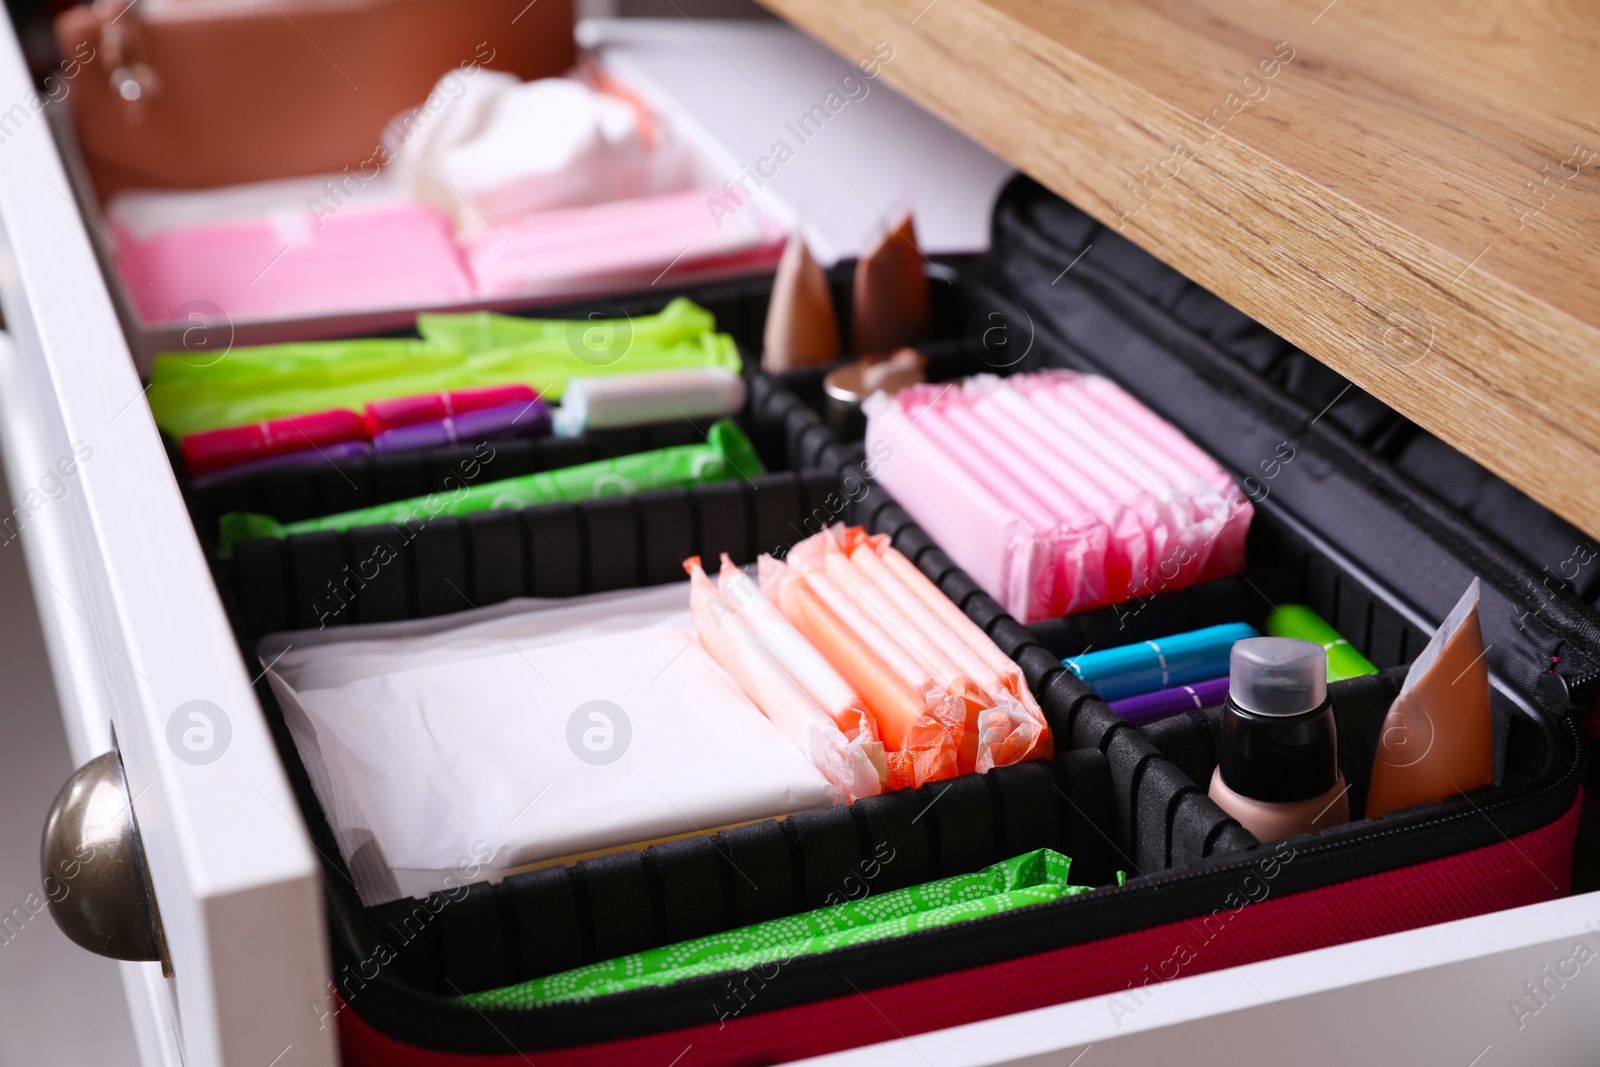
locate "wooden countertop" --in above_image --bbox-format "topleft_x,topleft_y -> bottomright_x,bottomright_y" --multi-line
756,0 -> 1600,539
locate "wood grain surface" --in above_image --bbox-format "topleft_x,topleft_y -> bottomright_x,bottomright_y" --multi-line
755,0 -> 1600,539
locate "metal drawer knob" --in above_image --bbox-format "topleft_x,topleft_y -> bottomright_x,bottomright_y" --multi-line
40,751 -> 172,976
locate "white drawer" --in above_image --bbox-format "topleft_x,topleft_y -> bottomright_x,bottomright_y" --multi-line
0,15 -> 335,1067
1,12 -> 1596,1067
798,893 -> 1600,1065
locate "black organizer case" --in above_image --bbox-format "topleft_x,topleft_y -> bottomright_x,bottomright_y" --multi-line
190,178 -> 1590,1055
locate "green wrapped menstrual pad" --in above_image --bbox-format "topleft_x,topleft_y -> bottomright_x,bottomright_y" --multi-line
218,418 -> 762,555
150,299 -> 739,438
463,848 -> 1095,1009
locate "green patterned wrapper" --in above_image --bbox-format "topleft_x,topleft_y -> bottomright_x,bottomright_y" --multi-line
418,297 -> 716,358
464,849 -> 1095,1010
1265,604 -> 1378,682
218,419 -> 762,556
150,299 -> 739,438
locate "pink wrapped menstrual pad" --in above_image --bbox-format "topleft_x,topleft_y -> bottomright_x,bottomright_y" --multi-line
864,371 -> 1251,623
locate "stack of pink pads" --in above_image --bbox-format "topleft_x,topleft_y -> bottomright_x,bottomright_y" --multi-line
865,371 -> 1252,624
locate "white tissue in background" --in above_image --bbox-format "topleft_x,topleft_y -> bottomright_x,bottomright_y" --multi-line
386,73 -> 693,233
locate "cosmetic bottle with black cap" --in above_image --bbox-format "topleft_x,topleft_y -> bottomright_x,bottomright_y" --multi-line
1209,637 -> 1350,843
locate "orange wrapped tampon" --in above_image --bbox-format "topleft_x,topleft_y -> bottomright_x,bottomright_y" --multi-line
686,558 -> 884,802
843,528 -> 1052,768
716,554 -> 879,747
762,556 -> 959,788
795,528 -> 986,773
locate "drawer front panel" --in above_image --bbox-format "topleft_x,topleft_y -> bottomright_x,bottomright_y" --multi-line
0,19 -> 334,1067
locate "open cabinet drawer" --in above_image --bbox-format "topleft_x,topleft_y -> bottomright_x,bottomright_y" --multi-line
3,14 -> 1599,1067
0,16 -> 336,1067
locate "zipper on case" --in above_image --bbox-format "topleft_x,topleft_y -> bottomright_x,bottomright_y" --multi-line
1539,654 -> 1600,711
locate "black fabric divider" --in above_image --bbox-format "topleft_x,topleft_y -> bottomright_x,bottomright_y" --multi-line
581,497 -> 639,593
527,505 -> 582,599
695,482 -> 749,566
365,896 -> 442,992
1058,749 -> 1117,885
288,531 -> 343,631
720,820 -> 796,925
413,522 -> 468,618
437,882 -> 513,992
990,759 -> 1060,858
637,488 -> 695,584
1027,568 -> 1297,659
1170,791 -> 1235,868
383,751 -> 1119,997
505,865 -> 585,983
1102,728 -> 1160,866
578,852 -> 656,961
1013,644 -> 1064,693
846,473 -> 1261,877
1135,761 -> 1201,873
789,804 -> 864,909
221,469 -> 844,643
645,835 -> 727,946
934,565 -> 984,610
1140,672 -> 1533,859
923,772 -> 994,879
1148,712 -> 1216,793
187,424 -> 705,531
851,789 -> 932,894
1034,669 -> 1100,747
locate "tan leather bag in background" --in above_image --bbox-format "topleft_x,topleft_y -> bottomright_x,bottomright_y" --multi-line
54,0 -> 575,196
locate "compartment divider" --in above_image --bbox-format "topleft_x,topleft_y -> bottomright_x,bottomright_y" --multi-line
576,852 -> 658,961
789,804 -> 866,908
463,510 -> 525,604
850,790 -> 934,894
437,882 -> 513,994
412,519 -> 467,618
717,821 -> 797,925
578,496 -> 639,592
924,773 -> 994,879
502,863 -> 592,979
1057,749 -> 1117,886
645,835 -> 728,946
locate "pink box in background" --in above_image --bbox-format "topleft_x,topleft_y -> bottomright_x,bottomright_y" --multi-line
462,187 -> 781,298
117,201 -> 475,326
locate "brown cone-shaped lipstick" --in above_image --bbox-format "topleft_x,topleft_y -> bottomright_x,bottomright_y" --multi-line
762,233 -> 840,373
852,209 -> 932,359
